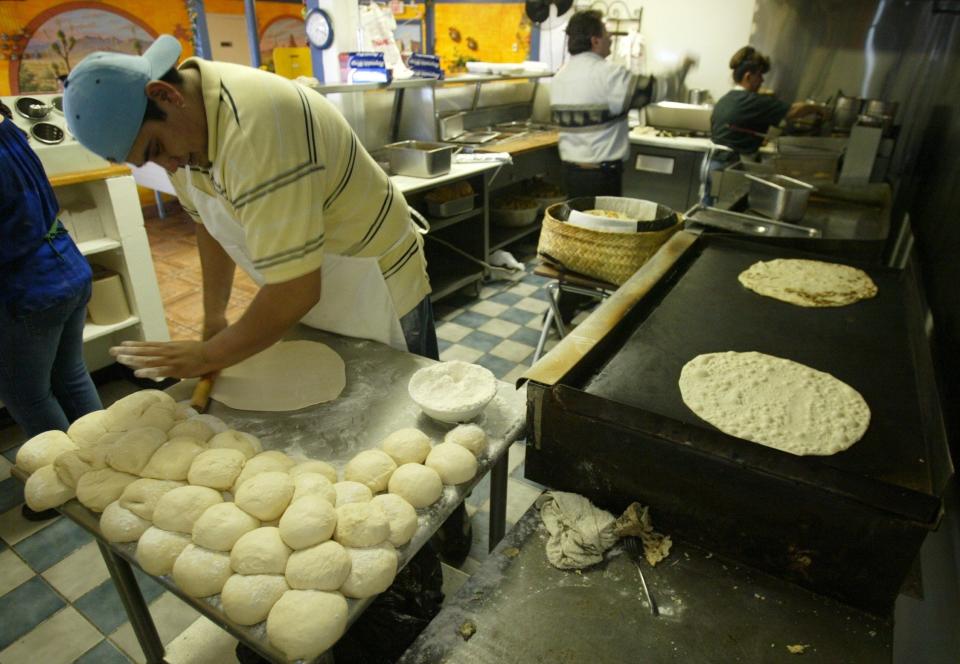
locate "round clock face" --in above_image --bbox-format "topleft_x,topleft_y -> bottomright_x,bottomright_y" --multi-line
306,9 -> 334,50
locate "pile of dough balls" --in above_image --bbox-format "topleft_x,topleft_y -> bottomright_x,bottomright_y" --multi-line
14,390 -> 492,661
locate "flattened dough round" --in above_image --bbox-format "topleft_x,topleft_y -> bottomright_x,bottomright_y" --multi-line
679,351 -> 871,456
212,341 -> 345,412
738,258 -> 878,307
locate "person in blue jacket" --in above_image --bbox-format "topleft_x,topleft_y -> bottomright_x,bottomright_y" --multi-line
0,100 -> 102,489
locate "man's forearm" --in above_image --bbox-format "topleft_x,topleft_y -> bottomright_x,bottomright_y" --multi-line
201,269 -> 323,370
196,223 -> 235,333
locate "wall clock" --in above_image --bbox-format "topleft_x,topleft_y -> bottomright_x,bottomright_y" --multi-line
305,8 -> 334,50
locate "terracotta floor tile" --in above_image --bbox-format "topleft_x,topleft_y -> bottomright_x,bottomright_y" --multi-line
166,321 -> 200,340
158,276 -> 199,306
148,239 -> 186,258
164,290 -> 205,330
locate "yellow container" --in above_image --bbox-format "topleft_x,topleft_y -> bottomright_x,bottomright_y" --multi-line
273,47 -> 313,79
88,270 -> 131,325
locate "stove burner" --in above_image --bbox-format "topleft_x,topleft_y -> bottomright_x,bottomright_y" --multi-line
31,122 -> 64,145
15,97 -> 52,120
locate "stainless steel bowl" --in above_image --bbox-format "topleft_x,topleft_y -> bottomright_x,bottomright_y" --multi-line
15,97 -> 52,120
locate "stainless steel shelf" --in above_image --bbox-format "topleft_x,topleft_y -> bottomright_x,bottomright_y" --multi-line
489,219 -> 542,253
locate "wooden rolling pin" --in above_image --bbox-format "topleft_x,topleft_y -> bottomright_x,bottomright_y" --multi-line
190,373 -> 217,413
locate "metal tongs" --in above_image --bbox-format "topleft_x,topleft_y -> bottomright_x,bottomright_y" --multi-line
623,536 -> 659,616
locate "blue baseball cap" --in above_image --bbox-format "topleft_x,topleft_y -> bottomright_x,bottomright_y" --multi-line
64,35 -> 182,163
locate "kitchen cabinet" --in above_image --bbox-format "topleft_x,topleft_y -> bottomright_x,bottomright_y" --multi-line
51,167 -> 169,372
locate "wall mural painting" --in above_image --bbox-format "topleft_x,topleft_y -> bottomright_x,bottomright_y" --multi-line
17,8 -> 156,94
259,16 -> 305,72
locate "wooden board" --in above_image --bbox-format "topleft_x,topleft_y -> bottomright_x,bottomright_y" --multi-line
478,130 -> 559,155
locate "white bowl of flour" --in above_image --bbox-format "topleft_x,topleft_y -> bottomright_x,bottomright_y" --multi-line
408,361 -> 497,423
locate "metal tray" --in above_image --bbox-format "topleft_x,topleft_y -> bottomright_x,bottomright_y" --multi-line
427,194 -> 475,218
384,140 -> 455,178
746,173 -> 815,221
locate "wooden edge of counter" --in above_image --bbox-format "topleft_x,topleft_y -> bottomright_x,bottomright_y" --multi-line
517,230 -> 699,389
49,164 -> 132,187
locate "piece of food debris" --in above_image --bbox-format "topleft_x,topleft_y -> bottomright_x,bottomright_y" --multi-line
459,620 -> 477,641
786,644 -> 810,654
503,547 -> 520,558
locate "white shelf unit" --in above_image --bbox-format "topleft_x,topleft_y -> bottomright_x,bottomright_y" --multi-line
51,170 -> 169,372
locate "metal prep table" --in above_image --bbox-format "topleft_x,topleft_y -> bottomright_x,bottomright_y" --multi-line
522,231 -> 952,615
400,501 -> 893,664
13,326 -> 526,663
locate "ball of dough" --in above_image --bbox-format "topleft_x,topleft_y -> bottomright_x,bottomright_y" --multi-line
188,448 -> 245,490
76,431 -> 122,469
136,527 -> 191,575
285,540 -> 351,591
291,473 -> 337,506
444,424 -> 487,457
267,590 -> 348,661
343,450 -> 397,494
190,414 -> 228,434
233,451 -> 295,491
16,430 -> 77,474
153,485 -> 223,533
140,438 -> 205,481
425,443 -> 478,485
192,502 -> 259,551
208,430 -> 262,460
289,460 -> 337,483
53,450 -> 93,489
231,527 -> 291,575
76,468 -> 138,512
333,502 -> 390,548
173,544 -> 232,597
119,478 -> 184,520
67,410 -> 108,446
24,464 -> 74,511
105,427 -> 167,475
235,471 -> 294,521
279,495 -> 336,550
340,544 -> 398,598
370,494 -> 418,547
135,403 -> 175,432
167,419 -> 216,442
221,574 -> 289,626
333,481 -> 373,507
100,500 -> 151,542
387,463 -> 443,508
381,428 -> 432,465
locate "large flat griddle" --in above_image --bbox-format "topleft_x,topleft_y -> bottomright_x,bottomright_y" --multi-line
583,235 -> 939,512
523,232 -> 951,613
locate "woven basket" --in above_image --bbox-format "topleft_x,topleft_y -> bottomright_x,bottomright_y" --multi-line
537,199 -> 681,285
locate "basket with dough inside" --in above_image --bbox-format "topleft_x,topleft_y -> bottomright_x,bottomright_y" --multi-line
537,196 -> 682,286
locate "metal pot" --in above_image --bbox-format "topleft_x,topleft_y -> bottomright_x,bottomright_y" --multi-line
687,89 -> 709,105
832,95 -> 863,132
863,99 -> 898,121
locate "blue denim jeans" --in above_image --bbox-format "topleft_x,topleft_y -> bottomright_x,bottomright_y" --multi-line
399,295 -> 439,360
0,281 -> 103,437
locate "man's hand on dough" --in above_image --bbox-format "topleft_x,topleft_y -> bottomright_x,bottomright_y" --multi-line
110,340 -> 217,379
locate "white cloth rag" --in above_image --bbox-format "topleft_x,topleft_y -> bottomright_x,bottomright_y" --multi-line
537,491 -> 619,570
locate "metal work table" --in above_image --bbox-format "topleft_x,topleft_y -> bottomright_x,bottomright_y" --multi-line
17,327 -> 526,663
400,502 -> 893,664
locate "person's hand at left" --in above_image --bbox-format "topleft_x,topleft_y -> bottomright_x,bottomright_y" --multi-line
110,340 -> 218,379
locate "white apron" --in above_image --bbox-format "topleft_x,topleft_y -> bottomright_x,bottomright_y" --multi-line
187,169 -> 408,350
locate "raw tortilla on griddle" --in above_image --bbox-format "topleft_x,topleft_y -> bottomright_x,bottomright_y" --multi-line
738,258 -> 878,307
678,351 -> 870,456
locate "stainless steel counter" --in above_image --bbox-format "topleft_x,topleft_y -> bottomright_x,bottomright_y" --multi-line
21,326 -> 527,664
400,503 -> 893,664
